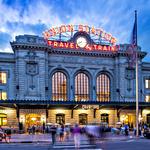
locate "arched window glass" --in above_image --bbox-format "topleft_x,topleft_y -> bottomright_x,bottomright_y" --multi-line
75,73 -> 89,101
52,72 -> 67,101
96,74 -> 110,101
0,113 -> 7,126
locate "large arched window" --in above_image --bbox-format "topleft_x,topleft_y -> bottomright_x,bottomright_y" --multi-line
75,73 -> 89,101
96,74 -> 110,101
52,72 -> 67,101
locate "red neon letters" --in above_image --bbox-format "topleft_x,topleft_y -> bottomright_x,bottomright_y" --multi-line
47,40 -> 118,52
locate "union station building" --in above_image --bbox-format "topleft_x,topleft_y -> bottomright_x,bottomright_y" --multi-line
0,25 -> 150,130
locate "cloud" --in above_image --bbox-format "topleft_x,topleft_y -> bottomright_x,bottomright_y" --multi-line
0,0 -> 149,61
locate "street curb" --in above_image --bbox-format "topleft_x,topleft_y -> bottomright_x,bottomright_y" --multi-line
0,141 -> 51,144
0,137 -> 146,144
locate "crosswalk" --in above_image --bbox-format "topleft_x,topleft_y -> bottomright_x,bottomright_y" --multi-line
49,141 -> 103,150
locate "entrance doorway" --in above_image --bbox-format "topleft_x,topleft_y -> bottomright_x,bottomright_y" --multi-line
101,113 -> 109,124
26,114 -> 41,128
79,113 -> 88,125
56,113 -> 65,125
147,114 -> 150,124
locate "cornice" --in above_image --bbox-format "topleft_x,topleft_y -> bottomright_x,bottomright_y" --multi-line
10,42 -> 147,59
49,48 -> 118,57
10,42 -> 49,51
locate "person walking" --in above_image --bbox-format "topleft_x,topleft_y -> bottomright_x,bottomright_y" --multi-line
65,125 -> 70,141
5,127 -> 11,143
50,125 -> 57,145
60,124 -> 64,142
73,124 -> 81,149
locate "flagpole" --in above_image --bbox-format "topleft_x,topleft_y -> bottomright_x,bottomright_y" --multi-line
136,50 -> 139,137
135,10 -> 139,137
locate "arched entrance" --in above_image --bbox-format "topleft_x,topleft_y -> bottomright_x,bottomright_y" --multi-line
26,114 -> 41,128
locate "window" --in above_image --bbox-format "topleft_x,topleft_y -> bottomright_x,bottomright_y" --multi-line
0,91 -> 7,100
0,72 -> 7,84
56,114 -> 65,125
79,113 -> 88,125
52,72 -> 67,101
0,113 -> 7,126
96,74 -> 110,101
101,113 -> 109,123
75,73 -> 89,101
145,79 -> 150,89
145,95 -> 150,102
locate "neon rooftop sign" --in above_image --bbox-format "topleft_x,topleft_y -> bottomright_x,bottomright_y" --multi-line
43,24 -> 117,45
47,40 -> 118,52
43,24 -> 118,52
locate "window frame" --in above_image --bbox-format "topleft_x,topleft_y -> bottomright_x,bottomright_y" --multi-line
145,79 -> 150,89
0,71 -> 7,85
96,73 -> 111,102
145,95 -> 150,102
51,71 -> 68,101
0,90 -> 7,100
74,72 -> 90,101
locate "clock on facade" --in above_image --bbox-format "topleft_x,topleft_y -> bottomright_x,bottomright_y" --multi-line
76,36 -> 87,48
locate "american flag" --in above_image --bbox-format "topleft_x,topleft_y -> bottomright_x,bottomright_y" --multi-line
127,11 -> 138,68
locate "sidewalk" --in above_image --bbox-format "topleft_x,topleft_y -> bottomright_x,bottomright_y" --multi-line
0,132 -> 142,143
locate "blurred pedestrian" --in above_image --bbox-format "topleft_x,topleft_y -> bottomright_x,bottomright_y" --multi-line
73,124 -> 81,149
60,124 -> 64,142
32,125 -> 35,134
42,122 -> 45,134
0,126 -> 7,143
124,124 -> 129,136
65,125 -> 70,141
5,127 -> 11,143
50,125 -> 57,145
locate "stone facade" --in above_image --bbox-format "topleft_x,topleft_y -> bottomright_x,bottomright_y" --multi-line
0,34 -> 150,128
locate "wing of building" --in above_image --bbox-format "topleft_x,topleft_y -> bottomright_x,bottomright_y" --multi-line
0,28 -> 150,132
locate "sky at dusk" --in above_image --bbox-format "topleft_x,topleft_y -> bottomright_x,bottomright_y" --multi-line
0,0 -> 150,61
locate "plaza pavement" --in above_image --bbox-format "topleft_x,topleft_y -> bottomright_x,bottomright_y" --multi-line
0,132 -> 143,144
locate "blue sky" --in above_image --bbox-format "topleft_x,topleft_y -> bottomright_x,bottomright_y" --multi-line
0,0 -> 150,61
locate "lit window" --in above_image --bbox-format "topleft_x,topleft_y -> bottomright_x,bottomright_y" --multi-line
0,91 -> 7,100
52,72 -> 67,101
145,79 -> 150,89
145,95 -> 150,102
0,72 -> 7,84
96,74 -> 110,102
0,113 -> 7,126
75,73 -> 89,101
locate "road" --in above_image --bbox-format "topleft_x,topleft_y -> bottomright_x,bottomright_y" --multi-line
0,139 -> 150,150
